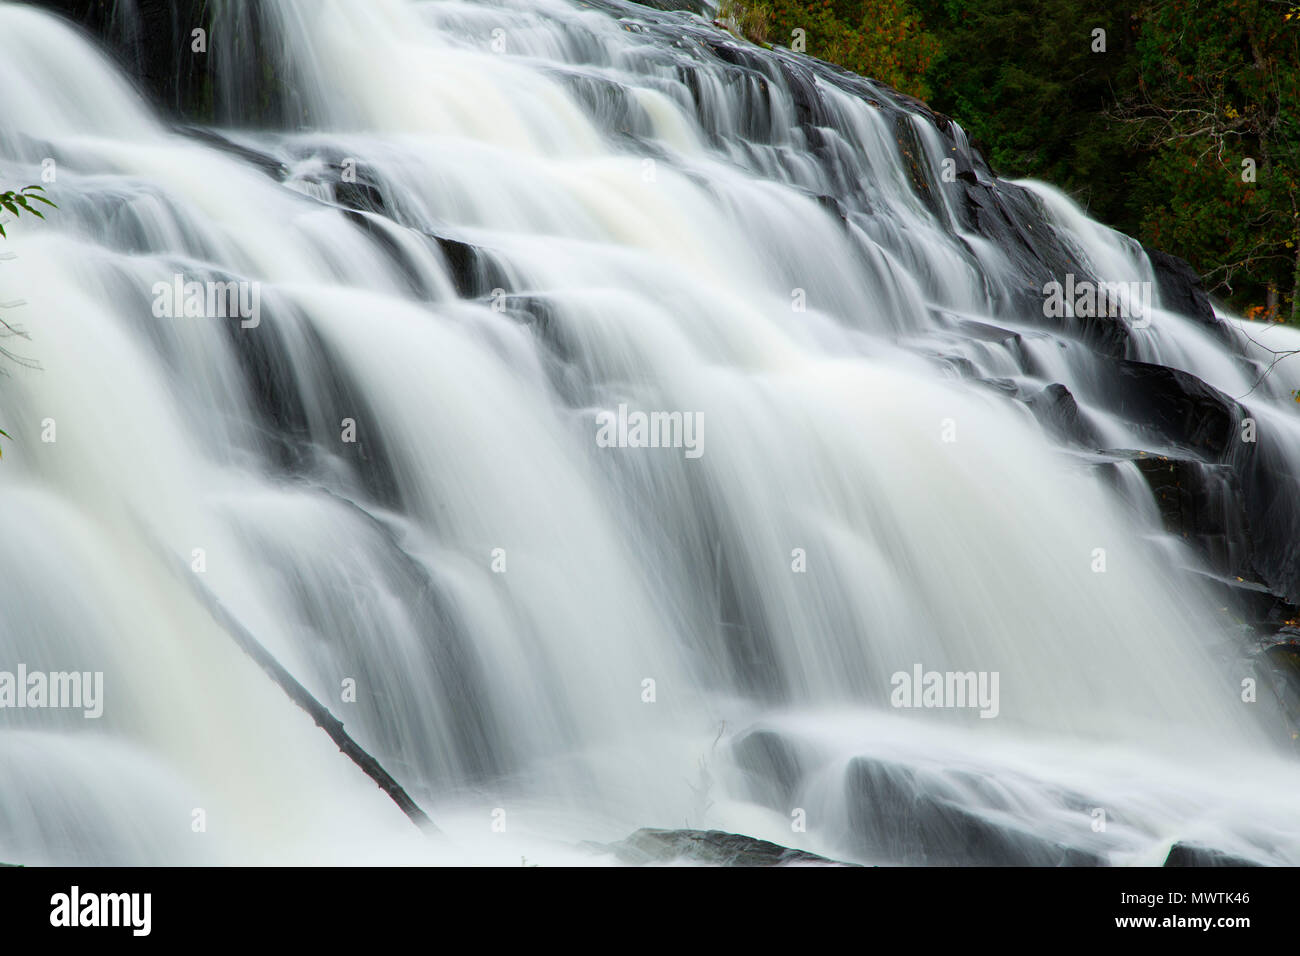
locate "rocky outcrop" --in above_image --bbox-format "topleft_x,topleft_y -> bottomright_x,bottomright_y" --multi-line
1144,246 -> 1221,330
1127,454 -> 1253,578
1101,361 -> 1241,458
731,729 -> 808,809
1024,382 -> 1100,447
602,828 -> 853,866
33,0 -> 299,125
844,757 -> 1105,867
1163,843 -> 1265,867
36,0 -> 217,117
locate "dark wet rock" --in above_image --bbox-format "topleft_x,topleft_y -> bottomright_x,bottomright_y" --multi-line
700,36 -> 765,72
776,58 -> 834,132
1101,361 -> 1240,459
175,126 -> 289,181
1090,438 -> 1300,619
1127,454 -> 1254,577
1163,843 -> 1265,867
1145,246 -> 1220,330
335,181 -> 388,217
1025,382 -> 1100,447
1261,630 -> 1300,665
35,0 -> 300,125
335,213 -> 437,301
954,318 -> 1024,344
894,114 -> 942,220
1257,634 -> 1300,745
1051,303 -> 1133,358
976,377 -> 1021,401
731,729 -> 807,809
814,193 -> 850,225
1221,578 -> 1300,633
1236,431 -> 1300,606
1094,442 -> 1300,618
605,828 -> 853,866
630,0 -> 711,12
430,236 -> 513,300
549,69 -> 664,142
229,309 -> 404,508
928,353 -> 979,380
37,0 -> 215,117
845,757 -> 1105,867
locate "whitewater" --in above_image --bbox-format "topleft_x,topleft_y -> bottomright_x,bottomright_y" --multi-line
1,0 -> 1298,865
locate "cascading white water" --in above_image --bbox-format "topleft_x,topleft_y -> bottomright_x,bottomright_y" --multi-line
1,0 -> 1298,865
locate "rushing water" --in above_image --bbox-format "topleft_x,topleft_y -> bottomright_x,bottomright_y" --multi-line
1,0 -> 1298,865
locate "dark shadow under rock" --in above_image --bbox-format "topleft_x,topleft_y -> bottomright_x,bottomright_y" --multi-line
602,828 -> 855,867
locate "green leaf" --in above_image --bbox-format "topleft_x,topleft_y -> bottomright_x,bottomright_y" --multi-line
14,197 -> 44,220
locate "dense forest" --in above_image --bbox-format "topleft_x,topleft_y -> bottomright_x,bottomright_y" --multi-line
721,0 -> 1300,322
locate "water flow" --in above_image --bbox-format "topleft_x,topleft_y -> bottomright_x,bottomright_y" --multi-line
0,0 -> 1297,865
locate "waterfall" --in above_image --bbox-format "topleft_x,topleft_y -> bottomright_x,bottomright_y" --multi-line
1,0 -> 1298,866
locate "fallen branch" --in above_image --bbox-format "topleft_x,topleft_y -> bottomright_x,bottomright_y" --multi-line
137,520 -> 438,835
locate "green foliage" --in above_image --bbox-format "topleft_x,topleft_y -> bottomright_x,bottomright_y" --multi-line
0,184 -> 55,455
0,185 -> 56,238
908,0 -> 1298,320
1123,0 -> 1300,320
720,0 -> 773,45
916,0 -> 1142,229
723,0 -> 940,99
772,1 -> 940,99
